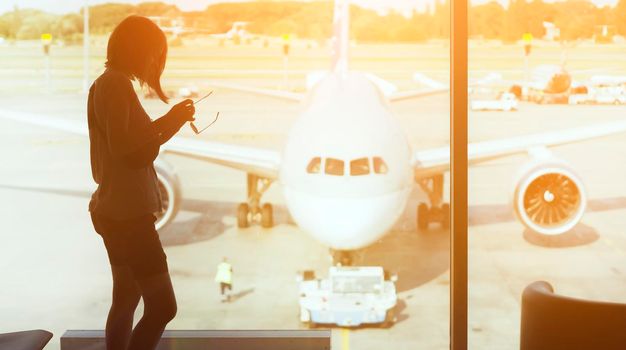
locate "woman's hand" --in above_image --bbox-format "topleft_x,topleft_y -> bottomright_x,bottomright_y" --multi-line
153,99 -> 196,142
167,99 -> 195,123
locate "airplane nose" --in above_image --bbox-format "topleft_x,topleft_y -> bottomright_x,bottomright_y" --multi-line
284,187 -> 410,250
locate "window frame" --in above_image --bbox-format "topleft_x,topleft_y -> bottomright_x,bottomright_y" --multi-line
450,0 -> 468,348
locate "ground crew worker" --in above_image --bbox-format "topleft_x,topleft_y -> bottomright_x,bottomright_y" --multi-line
215,257 -> 233,302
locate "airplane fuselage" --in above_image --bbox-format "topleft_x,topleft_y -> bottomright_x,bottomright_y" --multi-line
279,72 -> 413,250
529,65 -> 572,94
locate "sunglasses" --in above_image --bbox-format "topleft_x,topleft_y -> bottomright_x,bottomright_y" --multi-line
189,91 -> 220,135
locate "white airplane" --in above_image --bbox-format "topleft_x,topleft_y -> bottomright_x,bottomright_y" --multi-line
3,0 -> 626,265
147,16 -> 188,37
492,59 -> 605,103
210,21 -> 253,44
486,64 -> 575,104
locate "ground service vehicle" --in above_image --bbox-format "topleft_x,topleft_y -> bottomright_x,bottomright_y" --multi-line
471,92 -> 518,111
297,266 -> 397,328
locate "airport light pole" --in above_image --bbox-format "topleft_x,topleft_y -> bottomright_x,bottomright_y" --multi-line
282,34 -> 291,90
83,0 -> 90,93
41,33 -> 52,92
523,33 -> 533,87
450,0 -> 468,348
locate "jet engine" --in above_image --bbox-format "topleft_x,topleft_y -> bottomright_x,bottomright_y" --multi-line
154,157 -> 182,231
512,158 -> 586,235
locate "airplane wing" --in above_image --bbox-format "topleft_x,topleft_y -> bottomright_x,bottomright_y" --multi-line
0,109 -> 281,179
388,72 -> 449,102
412,119 -> 626,179
208,81 -> 304,102
389,73 -> 500,102
162,138 -> 280,179
389,87 -> 449,102
0,109 -> 88,135
216,71 -> 491,103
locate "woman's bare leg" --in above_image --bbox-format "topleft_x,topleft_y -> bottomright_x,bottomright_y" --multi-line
106,265 -> 141,350
127,272 -> 177,350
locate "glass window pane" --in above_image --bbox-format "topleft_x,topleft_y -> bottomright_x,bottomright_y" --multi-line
325,158 -> 345,176
1,1 -> 451,349
373,156 -> 389,174
307,157 -> 322,174
469,3 -> 626,348
350,157 -> 370,176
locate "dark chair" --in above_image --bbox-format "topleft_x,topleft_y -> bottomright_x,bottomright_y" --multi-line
0,330 -> 52,350
521,281 -> 626,350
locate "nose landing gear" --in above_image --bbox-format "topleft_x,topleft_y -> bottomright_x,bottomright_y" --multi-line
237,174 -> 274,229
417,202 -> 450,230
330,249 -> 364,266
417,174 -> 450,231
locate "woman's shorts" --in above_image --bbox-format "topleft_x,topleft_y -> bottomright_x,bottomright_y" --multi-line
90,212 -> 168,279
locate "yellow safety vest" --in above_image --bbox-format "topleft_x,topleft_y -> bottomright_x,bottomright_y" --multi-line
215,262 -> 232,284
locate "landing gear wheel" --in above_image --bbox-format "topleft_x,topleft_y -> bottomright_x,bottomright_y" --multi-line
382,309 -> 396,328
261,203 -> 274,228
237,203 -> 250,228
339,253 -> 352,266
302,321 -> 317,329
417,203 -> 429,231
440,203 -> 450,229
331,250 -> 354,266
299,308 -> 316,329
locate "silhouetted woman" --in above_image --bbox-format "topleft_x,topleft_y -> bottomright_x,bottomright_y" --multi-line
87,16 -> 194,350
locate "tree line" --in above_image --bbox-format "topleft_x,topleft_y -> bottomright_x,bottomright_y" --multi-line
0,0 -> 624,44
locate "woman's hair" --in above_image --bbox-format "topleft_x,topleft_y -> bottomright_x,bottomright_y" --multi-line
105,15 -> 169,103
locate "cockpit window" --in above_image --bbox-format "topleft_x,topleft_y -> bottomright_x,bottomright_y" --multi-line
373,157 -> 388,174
306,157 -> 321,174
350,158 -> 370,176
325,158 -> 345,176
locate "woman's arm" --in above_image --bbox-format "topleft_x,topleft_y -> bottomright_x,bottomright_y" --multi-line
122,100 -> 195,168
96,73 -> 194,168
122,112 -> 186,168
152,112 -> 186,145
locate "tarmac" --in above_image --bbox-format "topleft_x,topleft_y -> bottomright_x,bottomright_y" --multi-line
2,82 -> 626,350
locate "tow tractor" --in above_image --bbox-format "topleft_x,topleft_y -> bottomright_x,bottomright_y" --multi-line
297,266 -> 397,328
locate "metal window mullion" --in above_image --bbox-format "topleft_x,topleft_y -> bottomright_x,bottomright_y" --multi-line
450,0 -> 468,347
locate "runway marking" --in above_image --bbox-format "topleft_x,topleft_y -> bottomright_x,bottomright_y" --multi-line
341,328 -> 350,350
